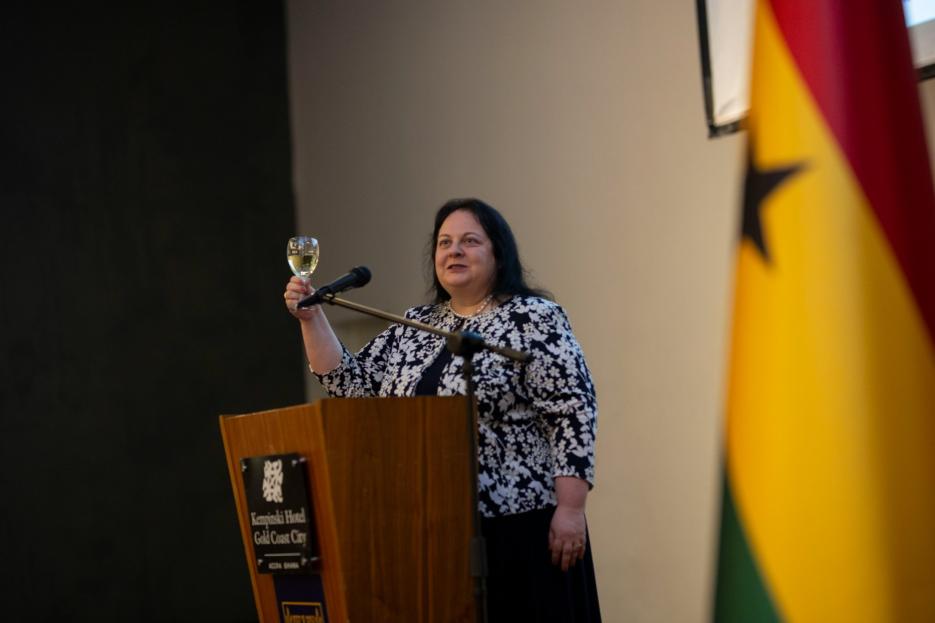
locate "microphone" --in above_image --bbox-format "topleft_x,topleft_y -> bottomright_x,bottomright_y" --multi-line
297,266 -> 372,308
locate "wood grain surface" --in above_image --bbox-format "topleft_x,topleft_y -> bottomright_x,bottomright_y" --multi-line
220,397 -> 474,623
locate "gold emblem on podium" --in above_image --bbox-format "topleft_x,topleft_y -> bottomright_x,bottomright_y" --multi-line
281,600 -> 325,623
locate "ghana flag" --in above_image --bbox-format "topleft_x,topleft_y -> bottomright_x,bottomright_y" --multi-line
715,1 -> 935,621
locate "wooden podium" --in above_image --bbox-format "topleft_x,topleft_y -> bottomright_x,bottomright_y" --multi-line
220,397 -> 475,622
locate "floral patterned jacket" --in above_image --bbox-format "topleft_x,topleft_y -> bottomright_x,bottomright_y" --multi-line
315,295 -> 597,518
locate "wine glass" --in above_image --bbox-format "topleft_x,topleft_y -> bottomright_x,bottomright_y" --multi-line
287,237 -> 319,298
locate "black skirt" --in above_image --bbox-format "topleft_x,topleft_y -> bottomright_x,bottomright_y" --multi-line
482,506 -> 601,623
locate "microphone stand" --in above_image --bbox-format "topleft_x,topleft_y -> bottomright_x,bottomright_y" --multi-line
318,293 -> 529,623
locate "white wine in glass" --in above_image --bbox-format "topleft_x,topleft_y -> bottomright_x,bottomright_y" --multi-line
287,236 -> 319,283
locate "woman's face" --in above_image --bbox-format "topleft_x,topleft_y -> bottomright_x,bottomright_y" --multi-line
434,209 -> 497,302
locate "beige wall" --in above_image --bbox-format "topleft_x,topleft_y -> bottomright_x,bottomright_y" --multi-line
286,2 -> 935,620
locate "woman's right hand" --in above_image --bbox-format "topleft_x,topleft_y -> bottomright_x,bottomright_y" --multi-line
284,276 -> 321,320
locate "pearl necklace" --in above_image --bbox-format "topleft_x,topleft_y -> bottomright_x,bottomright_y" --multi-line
448,294 -> 494,319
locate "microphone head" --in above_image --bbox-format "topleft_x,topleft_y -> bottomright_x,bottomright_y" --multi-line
351,266 -> 372,286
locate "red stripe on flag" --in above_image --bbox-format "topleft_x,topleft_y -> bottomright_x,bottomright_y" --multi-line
767,0 -> 935,344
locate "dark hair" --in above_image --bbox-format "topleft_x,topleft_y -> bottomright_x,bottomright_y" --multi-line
427,198 -> 551,302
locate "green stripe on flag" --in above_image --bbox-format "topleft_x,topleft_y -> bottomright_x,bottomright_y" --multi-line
714,470 -> 781,622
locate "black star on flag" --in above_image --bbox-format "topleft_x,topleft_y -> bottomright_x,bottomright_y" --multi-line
741,148 -> 803,263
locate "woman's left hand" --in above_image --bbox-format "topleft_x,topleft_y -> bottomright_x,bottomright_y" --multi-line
549,504 -> 587,571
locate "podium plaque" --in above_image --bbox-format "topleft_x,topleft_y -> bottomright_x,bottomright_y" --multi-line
241,453 -> 317,574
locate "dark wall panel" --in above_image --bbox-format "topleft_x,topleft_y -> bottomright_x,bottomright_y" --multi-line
0,3 -> 303,621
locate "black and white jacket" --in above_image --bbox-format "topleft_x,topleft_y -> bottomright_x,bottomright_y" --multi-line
316,295 -> 597,518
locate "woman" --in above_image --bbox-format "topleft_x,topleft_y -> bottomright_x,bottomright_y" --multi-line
284,198 -> 600,622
